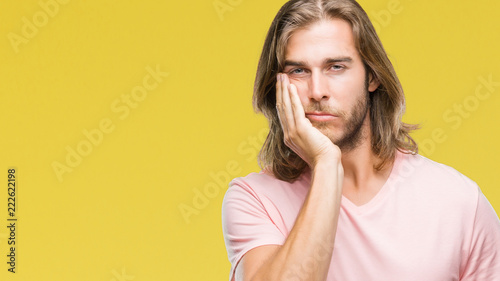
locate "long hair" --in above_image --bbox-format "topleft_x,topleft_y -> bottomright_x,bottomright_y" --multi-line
254,0 -> 420,182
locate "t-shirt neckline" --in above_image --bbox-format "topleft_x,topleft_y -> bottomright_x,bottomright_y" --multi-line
340,150 -> 404,214
299,150 -> 405,215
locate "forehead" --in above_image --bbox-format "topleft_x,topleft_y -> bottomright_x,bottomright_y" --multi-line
284,18 -> 358,63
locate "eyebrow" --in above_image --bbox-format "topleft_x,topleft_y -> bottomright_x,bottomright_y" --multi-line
284,57 -> 353,68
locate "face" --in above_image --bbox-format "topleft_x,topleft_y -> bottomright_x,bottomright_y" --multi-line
283,18 -> 379,151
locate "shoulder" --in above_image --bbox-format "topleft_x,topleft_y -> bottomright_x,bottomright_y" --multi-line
404,152 -> 477,187
395,151 -> 480,207
228,171 -> 281,192
221,170 -> 310,226
224,170 -> 308,202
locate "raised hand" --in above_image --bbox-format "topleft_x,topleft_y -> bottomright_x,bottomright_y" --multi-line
275,73 -> 342,168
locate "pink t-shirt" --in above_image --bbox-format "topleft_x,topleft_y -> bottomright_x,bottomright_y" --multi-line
221,150 -> 500,281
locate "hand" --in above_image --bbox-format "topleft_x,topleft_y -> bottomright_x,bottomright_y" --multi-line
275,73 -> 341,167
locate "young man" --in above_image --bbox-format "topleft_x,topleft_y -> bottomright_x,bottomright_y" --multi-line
221,0 -> 500,280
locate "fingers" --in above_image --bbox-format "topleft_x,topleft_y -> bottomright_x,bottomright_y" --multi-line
276,73 -> 341,168
276,73 -> 304,153
284,76 -> 310,161
280,74 -> 295,134
287,83 -> 307,128
276,74 -> 289,134
276,73 -> 282,109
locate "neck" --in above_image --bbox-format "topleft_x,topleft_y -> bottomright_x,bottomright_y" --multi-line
340,114 -> 394,193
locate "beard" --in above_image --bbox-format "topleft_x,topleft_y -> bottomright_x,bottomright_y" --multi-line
305,78 -> 371,153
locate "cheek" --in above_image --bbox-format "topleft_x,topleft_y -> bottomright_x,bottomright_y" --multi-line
335,75 -> 360,92
290,80 -> 309,103
333,76 -> 366,103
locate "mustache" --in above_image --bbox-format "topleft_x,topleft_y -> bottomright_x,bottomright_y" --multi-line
303,102 -> 346,118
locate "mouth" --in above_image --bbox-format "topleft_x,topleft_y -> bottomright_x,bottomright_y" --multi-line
305,112 -> 338,122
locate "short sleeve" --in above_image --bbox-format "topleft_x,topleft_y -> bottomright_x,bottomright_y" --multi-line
221,178 -> 286,281
460,187 -> 500,280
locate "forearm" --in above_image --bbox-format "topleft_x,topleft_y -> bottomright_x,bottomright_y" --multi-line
252,161 -> 343,281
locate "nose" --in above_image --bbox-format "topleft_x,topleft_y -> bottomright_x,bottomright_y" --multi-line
308,71 -> 330,101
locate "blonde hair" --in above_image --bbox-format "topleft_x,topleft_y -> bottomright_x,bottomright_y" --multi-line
254,0 -> 420,182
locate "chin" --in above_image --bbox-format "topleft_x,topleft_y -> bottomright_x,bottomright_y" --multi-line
316,127 -> 342,143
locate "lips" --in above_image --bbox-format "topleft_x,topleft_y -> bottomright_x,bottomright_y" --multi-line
306,111 -> 337,117
305,112 -> 338,121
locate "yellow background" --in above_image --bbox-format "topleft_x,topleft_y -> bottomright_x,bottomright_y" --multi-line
0,0 -> 498,280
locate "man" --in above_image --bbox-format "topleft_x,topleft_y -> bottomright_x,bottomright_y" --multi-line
221,0 -> 500,280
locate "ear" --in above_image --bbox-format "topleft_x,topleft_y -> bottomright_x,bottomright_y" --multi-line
368,72 -> 380,93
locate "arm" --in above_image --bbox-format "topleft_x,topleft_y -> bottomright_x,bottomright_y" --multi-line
235,73 -> 343,281
460,187 -> 500,280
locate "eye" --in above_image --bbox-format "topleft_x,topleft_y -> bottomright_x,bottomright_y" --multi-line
288,68 -> 305,75
331,64 -> 345,71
